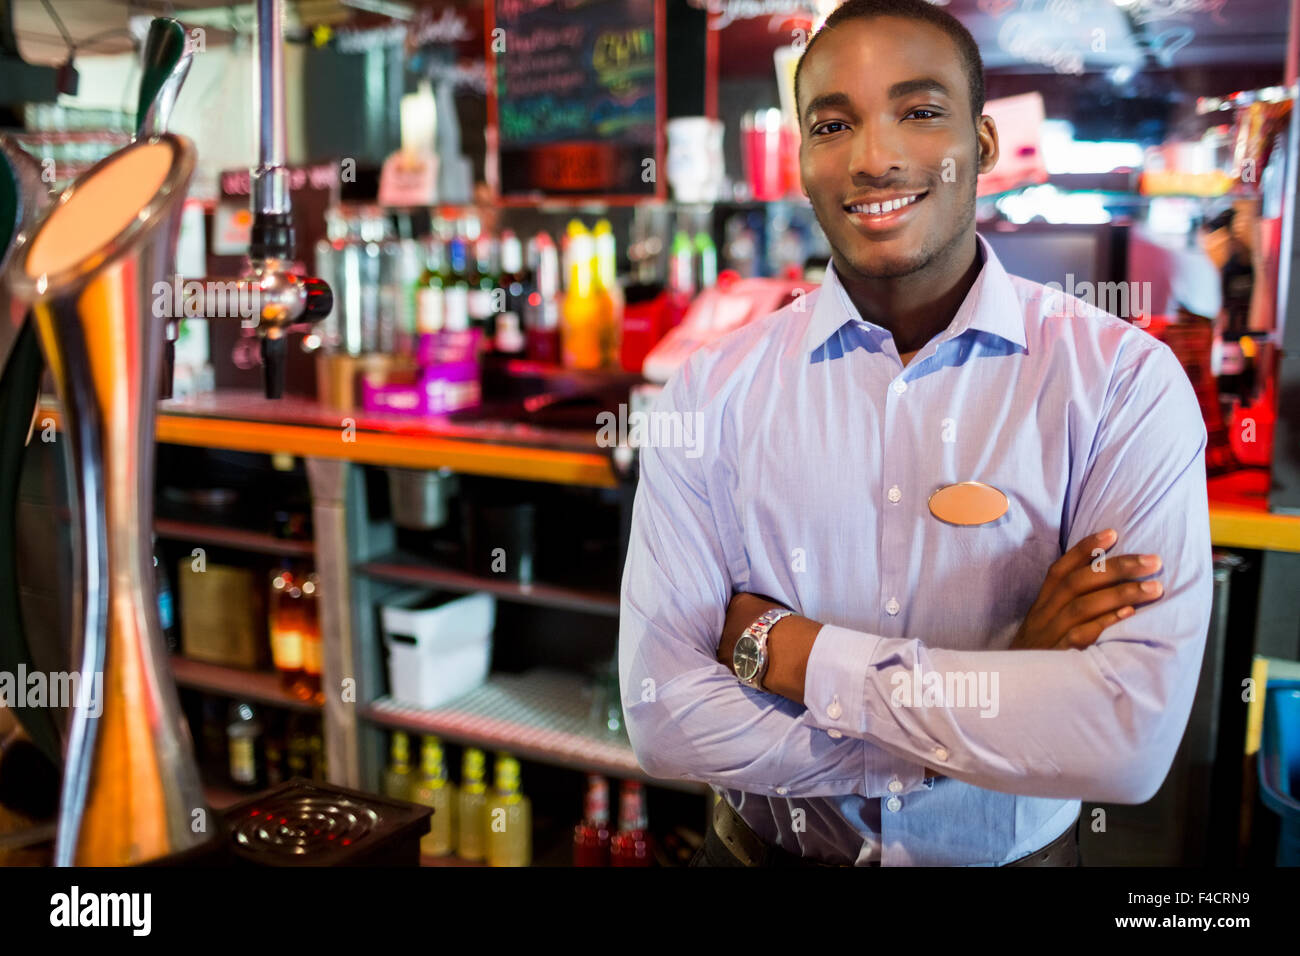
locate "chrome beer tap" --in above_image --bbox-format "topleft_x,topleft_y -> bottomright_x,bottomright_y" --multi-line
166,0 -> 333,399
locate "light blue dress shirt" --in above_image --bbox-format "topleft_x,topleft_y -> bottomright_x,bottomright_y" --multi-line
618,232 -> 1214,865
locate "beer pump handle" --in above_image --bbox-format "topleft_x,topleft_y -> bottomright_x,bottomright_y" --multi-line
135,18 -> 193,140
136,18 -> 193,400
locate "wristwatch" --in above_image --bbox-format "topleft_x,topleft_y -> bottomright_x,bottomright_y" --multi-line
732,607 -> 794,690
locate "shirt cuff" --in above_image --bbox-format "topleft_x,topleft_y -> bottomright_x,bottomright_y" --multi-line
804,623 -> 876,734
804,624 -> 934,796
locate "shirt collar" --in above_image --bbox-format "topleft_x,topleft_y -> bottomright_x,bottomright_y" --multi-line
801,233 -> 1028,357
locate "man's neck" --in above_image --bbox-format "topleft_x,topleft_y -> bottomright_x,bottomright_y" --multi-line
835,233 -> 984,357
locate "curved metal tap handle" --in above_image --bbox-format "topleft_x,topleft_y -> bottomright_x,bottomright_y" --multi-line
135,18 -> 193,140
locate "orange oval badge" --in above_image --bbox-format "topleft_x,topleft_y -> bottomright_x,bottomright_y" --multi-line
928,481 -> 1009,526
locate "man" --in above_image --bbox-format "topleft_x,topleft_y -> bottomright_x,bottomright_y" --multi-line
618,0 -> 1213,866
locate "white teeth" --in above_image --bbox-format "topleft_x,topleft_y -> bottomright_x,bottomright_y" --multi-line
851,194 -> 919,215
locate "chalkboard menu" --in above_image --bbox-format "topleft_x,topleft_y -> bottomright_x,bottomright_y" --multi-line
491,0 -> 662,198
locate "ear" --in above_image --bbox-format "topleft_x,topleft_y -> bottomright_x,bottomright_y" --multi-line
976,115 -> 999,175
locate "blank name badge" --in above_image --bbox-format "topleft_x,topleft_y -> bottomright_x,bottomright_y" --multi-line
927,481 -> 1009,526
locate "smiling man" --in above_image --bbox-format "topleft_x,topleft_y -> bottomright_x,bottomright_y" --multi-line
618,0 -> 1213,866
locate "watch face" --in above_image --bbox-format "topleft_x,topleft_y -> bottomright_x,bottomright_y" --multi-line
734,635 -> 760,682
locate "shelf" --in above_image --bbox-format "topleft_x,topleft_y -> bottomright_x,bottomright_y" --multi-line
170,656 -> 323,713
155,518 -> 315,559
45,392 -> 621,488
356,553 -> 620,616
361,670 -> 706,795
1207,469 -> 1300,553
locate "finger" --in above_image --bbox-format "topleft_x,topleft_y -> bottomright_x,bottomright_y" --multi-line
1052,529 -> 1119,581
1042,552 -> 1161,622
1058,605 -> 1135,650
1055,579 -> 1164,636
1029,529 -> 1120,620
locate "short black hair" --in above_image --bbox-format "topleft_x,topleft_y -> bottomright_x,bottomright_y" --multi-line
794,0 -> 986,125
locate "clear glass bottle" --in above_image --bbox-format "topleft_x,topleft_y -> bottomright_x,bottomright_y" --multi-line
486,752 -> 531,867
457,747 -> 488,862
409,735 -> 457,857
383,730 -> 412,801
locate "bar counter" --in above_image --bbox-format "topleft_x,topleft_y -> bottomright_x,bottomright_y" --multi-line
35,391 -> 1300,553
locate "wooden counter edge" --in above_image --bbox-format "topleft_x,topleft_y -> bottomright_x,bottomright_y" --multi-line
35,404 -> 618,489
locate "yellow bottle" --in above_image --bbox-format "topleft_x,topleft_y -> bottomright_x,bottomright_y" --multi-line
592,219 -> 623,368
383,731 -> 411,801
457,747 -> 489,861
560,221 -> 604,370
409,735 -> 457,857
486,752 -> 532,867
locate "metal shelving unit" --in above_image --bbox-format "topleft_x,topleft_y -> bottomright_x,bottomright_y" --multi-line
360,670 -> 705,795
355,553 -> 620,617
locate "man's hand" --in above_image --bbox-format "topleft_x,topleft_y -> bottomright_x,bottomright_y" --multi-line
1011,529 -> 1163,651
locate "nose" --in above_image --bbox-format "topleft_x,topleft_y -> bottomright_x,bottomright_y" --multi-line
847,117 -> 905,182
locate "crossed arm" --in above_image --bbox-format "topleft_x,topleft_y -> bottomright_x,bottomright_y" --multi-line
618,345 -> 1214,805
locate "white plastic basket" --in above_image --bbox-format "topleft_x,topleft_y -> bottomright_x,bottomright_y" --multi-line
381,590 -> 496,709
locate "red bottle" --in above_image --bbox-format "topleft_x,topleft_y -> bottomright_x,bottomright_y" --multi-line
609,780 -> 652,867
573,774 -> 612,866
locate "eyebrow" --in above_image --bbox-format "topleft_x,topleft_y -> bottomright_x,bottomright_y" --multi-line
803,78 -> 953,125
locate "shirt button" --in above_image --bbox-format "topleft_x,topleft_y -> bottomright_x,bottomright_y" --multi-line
934,748 -> 949,762
827,729 -> 843,739
888,778 -> 903,793
885,597 -> 900,616
827,697 -> 843,720
886,796 -> 902,812
887,485 -> 902,503
775,786 -> 788,795
892,379 -> 908,395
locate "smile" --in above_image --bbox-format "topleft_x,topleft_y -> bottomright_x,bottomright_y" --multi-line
845,192 -> 926,216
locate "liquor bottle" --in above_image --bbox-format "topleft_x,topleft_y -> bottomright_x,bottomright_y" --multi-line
152,542 -> 178,653
609,780 -> 652,866
561,221 -> 605,370
592,219 -> 623,366
286,714 -> 310,780
264,713 -> 285,787
668,230 -> 695,297
268,566 -> 303,692
486,752 -> 532,867
226,701 -> 264,791
494,230 -> 529,358
693,230 -> 718,290
416,236 -> 447,336
383,731 -> 413,801
291,572 -> 323,704
457,747 -> 488,861
443,235 -> 472,335
573,774 -> 612,866
667,230 -> 696,329
467,234 -> 499,350
409,735 -> 457,857
308,724 -> 327,783
526,232 -> 561,363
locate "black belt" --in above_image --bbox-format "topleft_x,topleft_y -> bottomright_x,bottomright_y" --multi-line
702,797 -> 1080,867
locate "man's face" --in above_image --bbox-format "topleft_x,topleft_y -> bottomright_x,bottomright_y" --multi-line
798,16 -> 998,280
